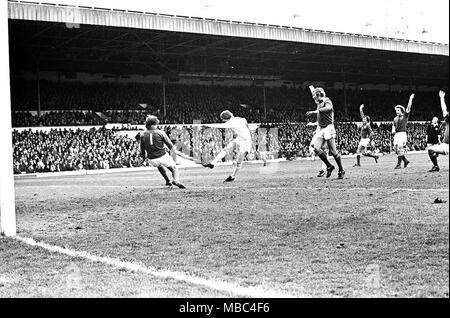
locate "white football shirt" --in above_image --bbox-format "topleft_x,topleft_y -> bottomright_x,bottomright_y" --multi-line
222,116 -> 252,141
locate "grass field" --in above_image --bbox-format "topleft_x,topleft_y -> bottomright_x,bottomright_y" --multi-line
1,152 -> 449,298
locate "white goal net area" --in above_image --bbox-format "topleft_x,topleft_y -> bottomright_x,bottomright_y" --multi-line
0,0 -> 17,236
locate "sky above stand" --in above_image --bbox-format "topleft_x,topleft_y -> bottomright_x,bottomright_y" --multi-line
47,0 -> 449,43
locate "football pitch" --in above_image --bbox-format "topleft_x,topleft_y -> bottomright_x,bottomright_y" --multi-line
1,152 -> 449,298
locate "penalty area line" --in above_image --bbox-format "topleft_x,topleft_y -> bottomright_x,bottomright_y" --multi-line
13,236 -> 295,298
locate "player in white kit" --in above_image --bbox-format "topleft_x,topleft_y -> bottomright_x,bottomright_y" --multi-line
202,110 -> 252,182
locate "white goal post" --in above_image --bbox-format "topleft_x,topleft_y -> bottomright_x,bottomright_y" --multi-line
0,0 -> 17,236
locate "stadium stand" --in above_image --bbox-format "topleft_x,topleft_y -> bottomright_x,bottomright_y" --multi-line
10,81 -> 445,127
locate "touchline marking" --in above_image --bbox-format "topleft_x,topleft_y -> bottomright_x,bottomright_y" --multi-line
14,236 -> 295,298
18,184 -> 449,193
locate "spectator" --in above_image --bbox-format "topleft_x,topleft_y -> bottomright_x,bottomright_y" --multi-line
11,80 -> 443,127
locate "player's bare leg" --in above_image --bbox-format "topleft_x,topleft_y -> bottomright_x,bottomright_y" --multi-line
225,151 -> 246,182
317,161 -> 327,177
363,151 -> 379,163
314,137 -> 334,177
326,138 -> 345,179
317,148 -> 328,177
395,145 -> 409,169
203,149 -> 227,169
310,143 -> 324,176
355,147 -> 378,166
157,166 -> 172,186
261,152 -> 267,167
167,166 -> 185,188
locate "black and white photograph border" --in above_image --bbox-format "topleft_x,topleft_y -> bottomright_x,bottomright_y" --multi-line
0,0 -> 448,306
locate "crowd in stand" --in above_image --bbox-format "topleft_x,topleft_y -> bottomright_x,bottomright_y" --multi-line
12,127 -> 141,174
10,80 -> 444,127
12,121 -> 438,174
12,110 -> 104,127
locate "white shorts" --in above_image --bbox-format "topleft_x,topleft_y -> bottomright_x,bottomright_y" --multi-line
310,128 -> 320,146
358,138 -> 371,148
148,153 -> 176,169
429,143 -> 449,155
314,124 -> 336,141
393,132 -> 407,148
427,143 -> 439,149
224,138 -> 252,154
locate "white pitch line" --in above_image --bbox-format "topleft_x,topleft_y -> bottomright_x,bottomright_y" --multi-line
14,236 -> 295,298
17,184 -> 449,193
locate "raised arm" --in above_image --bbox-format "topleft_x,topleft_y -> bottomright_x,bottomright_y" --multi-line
406,93 -> 414,114
308,85 -> 315,97
140,137 -> 146,161
161,131 -> 175,150
439,90 -> 448,117
308,85 -> 321,106
360,104 -> 365,120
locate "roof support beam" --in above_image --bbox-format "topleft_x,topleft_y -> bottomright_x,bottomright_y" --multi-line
9,1 -> 448,56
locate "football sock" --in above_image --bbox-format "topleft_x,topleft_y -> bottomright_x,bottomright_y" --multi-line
397,156 -> 403,166
429,151 -> 438,166
167,167 -> 180,183
231,162 -> 243,178
173,169 -> 180,183
317,151 -> 332,168
356,155 -> 361,165
332,154 -> 344,171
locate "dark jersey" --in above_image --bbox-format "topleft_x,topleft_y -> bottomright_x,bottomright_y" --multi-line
444,115 -> 449,144
394,112 -> 409,133
361,124 -> 373,139
140,129 -> 173,160
426,123 -> 441,144
317,98 -> 334,128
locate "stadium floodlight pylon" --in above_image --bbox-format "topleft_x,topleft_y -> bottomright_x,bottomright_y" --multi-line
0,0 -> 17,236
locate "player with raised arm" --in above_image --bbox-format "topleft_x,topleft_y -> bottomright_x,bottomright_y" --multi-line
306,86 -> 345,179
392,94 -> 414,169
353,104 -> 379,167
427,90 -> 449,172
202,110 -> 252,182
139,115 -> 186,188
